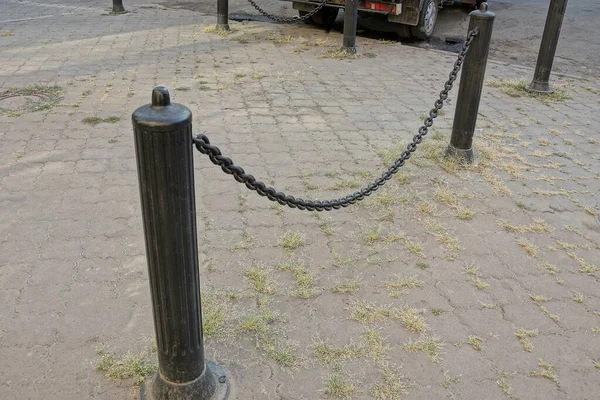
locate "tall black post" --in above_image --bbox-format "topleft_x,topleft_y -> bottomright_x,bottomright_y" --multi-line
217,0 -> 230,31
133,87 -> 229,400
112,0 -> 126,14
446,3 -> 494,164
342,0 -> 358,53
529,0 -> 568,93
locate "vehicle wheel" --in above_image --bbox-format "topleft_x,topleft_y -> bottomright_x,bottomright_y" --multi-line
395,24 -> 413,40
311,7 -> 339,26
298,10 -> 315,24
411,0 -> 438,40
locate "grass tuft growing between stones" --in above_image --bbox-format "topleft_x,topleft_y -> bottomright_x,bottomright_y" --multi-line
202,25 -> 237,36
239,309 -> 299,367
499,218 -> 552,233
278,231 -> 306,250
530,359 -> 559,386
349,302 -> 427,333
267,33 -> 294,45
385,276 -> 424,297
96,347 -> 157,385
518,238 -> 538,257
371,364 -> 409,400
487,79 -> 570,104
243,266 -> 277,295
279,258 -> 316,299
403,334 -> 444,363
319,48 -> 359,60
497,378 -> 513,396
201,294 -> 226,338
313,340 -> 363,365
515,328 -> 538,352
329,179 -> 361,190
324,369 -> 355,399
467,335 -> 483,351
567,252 -> 598,275
82,116 -> 120,126
530,294 -> 551,303
331,280 -> 360,295
539,306 -> 560,322
540,262 -> 560,275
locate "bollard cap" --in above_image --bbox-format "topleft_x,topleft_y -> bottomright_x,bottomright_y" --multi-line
470,2 -> 495,19
132,87 -> 192,133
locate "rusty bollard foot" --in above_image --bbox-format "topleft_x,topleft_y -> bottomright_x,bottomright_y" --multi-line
141,361 -> 230,400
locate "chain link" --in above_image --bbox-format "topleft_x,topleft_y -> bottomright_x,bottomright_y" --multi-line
193,28 -> 479,211
244,0 -> 330,23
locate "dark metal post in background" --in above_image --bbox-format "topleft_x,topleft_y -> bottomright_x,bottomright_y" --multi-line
342,0 -> 358,53
446,3 -> 495,164
529,0 -> 568,93
112,0 -> 126,14
133,87 -> 229,400
217,0 -> 230,31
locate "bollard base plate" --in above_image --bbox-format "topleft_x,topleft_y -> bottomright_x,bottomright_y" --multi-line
104,8 -> 129,15
527,80 -> 554,94
140,360 -> 230,400
445,144 -> 474,165
340,46 -> 358,55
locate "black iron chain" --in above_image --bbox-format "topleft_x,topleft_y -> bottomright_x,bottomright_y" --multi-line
193,28 -> 479,211
244,0 -> 329,23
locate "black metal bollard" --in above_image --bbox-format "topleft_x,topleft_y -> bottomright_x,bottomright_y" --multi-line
112,0 -> 126,14
528,0 -> 568,93
133,87 -> 230,400
217,0 -> 230,31
342,0 -> 358,53
446,3 -> 494,164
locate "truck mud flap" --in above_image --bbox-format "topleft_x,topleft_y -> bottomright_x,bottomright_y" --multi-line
388,0 -> 421,26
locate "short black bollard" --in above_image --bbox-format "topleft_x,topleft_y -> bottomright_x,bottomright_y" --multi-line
217,0 -> 230,31
342,0 -> 358,53
528,0 -> 568,93
133,87 -> 230,400
112,0 -> 126,14
446,3 -> 494,164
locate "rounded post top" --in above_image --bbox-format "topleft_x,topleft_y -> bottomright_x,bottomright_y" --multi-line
152,87 -> 171,107
470,2 -> 495,19
132,86 -> 192,132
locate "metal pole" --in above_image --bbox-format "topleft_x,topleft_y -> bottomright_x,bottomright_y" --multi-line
446,3 -> 495,164
529,0 -> 568,93
342,0 -> 358,53
217,0 -> 230,31
112,0 -> 126,14
133,87 -> 230,400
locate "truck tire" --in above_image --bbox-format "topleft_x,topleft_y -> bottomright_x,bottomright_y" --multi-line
298,10 -> 315,24
311,7 -> 339,26
395,24 -> 413,40
411,0 -> 438,40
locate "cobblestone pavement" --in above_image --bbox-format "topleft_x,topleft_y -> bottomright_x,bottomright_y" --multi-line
1,1 -> 600,399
